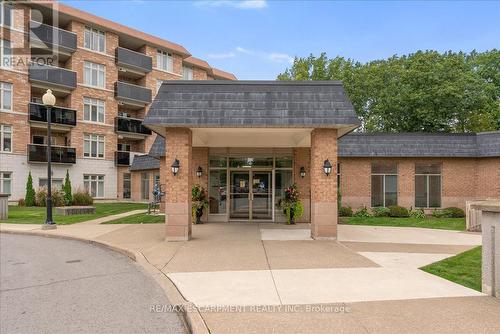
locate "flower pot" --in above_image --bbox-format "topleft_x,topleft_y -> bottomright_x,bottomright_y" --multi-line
195,207 -> 204,224
289,207 -> 295,225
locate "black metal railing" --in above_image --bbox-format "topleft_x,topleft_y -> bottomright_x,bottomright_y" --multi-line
29,64 -> 77,90
29,103 -> 77,126
115,151 -> 131,166
29,20 -> 77,53
27,144 -> 76,164
115,81 -> 152,104
116,47 -> 152,73
114,117 -> 152,135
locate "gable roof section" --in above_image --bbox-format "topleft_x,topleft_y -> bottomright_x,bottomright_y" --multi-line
143,81 -> 360,137
129,154 -> 160,171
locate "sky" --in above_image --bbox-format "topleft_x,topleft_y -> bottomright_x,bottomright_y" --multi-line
62,0 -> 500,80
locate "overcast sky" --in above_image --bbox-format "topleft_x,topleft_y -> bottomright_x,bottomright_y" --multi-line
63,0 -> 500,79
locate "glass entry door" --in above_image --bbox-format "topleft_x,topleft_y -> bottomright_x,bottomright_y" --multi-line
229,170 -> 273,221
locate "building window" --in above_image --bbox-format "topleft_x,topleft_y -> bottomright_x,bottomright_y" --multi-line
123,173 -> 131,199
1,3 -> 13,27
83,133 -> 105,158
84,61 -> 105,88
83,97 -> 105,123
0,172 -> 11,195
209,170 -> 227,214
371,163 -> 398,207
141,172 -> 149,200
84,26 -> 105,53
415,164 -> 442,208
38,178 -> 63,189
0,124 -> 12,152
156,50 -> 173,72
84,174 -> 104,198
0,81 -> 12,110
1,39 -> 12,68
182,66 -> 193,80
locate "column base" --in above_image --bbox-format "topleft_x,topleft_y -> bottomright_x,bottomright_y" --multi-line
41,224 -> 57,230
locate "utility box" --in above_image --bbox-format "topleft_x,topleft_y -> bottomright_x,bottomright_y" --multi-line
472,202 -> 500,297
0,194 -> 8,220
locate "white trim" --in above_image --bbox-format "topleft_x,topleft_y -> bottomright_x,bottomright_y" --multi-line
0,67 -> 28,75
77,47 -> 114,59
83,61 -> 106,89
79,120 -> 113,128
153,68 -> 182,77
83,133 -> 105,159
0,123 -> 13,153
83,96 -> 105,124
77,84 -> 114,93
0,110 -> 26,116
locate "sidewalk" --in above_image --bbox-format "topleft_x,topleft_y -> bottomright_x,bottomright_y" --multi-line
1,221 -> 498,334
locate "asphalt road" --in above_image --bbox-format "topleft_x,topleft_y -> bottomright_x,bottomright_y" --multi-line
0,234 -> 186,334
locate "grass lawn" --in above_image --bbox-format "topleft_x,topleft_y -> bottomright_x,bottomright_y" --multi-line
102,213 -> 164,224
339,216 -> 466,231
420,246 -> 482,291
0,203 -> 148,225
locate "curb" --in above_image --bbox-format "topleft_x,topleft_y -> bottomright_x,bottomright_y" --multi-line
0,229 -> 209,334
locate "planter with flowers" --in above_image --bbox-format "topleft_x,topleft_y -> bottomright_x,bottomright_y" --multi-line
191,184 -> 208,224
280,183 -> 304,224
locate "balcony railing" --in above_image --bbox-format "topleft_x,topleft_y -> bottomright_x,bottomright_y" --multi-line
115,151 -> 131,166
116,47 -> 152,73
27,144 -> 76,164
29,103 -> 77,126
115,117 -> 152,135
29,64 -> 77,90
29,21 -> 77,53
115,81 -> 152,105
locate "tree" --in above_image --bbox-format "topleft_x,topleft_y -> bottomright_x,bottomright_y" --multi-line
63,169 -> 72,206
277,50 -> 500,133
25,171 -> 36,207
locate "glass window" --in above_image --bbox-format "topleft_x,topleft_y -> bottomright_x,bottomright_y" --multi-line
83,133 -> 105,158
1,3 -> 12,27
84,26 -> 106,52
182,66 -> 193,80
0,171 -> 11,195
209,170 -> 227,214
141,172 -> 149,200
209,156 -> 227,168
229,157 -> 273,168
0,82 -> 12,110
275,170 -> 293,207
371,163 -> 398,207
415,164 -> 441,208
84,174 -> 104,198
0,39 -> 11,68
0,124 -> 12,152
123,173 -> 131,199
275,156 -> 292,168
38,178 -> 63,189
84,61 -> 105,88
156,50 -> 173,72
83,97 -> 105,123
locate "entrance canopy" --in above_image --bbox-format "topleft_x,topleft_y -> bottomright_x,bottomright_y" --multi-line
143,81 -> 360,139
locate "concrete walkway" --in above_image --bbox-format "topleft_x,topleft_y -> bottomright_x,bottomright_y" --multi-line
1,221 -> 496,334
76,209 -> 147,225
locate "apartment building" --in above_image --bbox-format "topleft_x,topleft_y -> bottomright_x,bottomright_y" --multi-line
0,1 -> 235,202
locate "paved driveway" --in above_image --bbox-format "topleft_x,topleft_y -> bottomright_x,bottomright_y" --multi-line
0,234 -> 185,334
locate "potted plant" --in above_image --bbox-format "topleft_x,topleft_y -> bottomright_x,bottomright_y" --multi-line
280,183 -> 303,224
192,184 -> 208,224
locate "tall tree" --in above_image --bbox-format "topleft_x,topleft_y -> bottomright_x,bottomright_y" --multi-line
25,171 -> 36,207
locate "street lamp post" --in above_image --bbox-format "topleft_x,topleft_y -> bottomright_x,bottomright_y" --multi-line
42,89 -> 57,230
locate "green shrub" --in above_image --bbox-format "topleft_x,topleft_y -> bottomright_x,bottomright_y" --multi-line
17,198 -> 26,207
72,188 -> 94,206
372,206 -> 391,217
35,187 -> 47,207
35,187 -> 65,207
433,207 -> 465,218
339,206 -> 353,217
25,171 -> 36,206
63,170 -> 72,205
353,207 -> 371,218
410,208 -> 426,219
388,205 -> 410,217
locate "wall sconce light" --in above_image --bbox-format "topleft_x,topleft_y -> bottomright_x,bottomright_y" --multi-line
323,159 -> 332,176
300,167 -> 306,178
196,166 -> 203,178
171,159 -> 180,176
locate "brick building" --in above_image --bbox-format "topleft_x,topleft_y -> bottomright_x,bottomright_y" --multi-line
0,1 -> 235,203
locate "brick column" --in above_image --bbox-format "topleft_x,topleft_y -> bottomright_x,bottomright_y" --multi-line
310,128 -> 338,239
164,128 -> 193,241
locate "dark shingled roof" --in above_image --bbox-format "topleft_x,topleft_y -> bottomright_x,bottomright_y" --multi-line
143,81 -> 360,137
141,132 -> 500,168
129,154 -> 160,171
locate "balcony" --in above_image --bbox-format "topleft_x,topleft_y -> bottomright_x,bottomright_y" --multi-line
115,81 -> 152,108
29,103 -> 76,130
29,21 -> 77,56
27,144 -> 76,164
115,151 -> 131,166
29,64 -> 77,92
116,47 -> 152,77
115,117 -> 152,139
